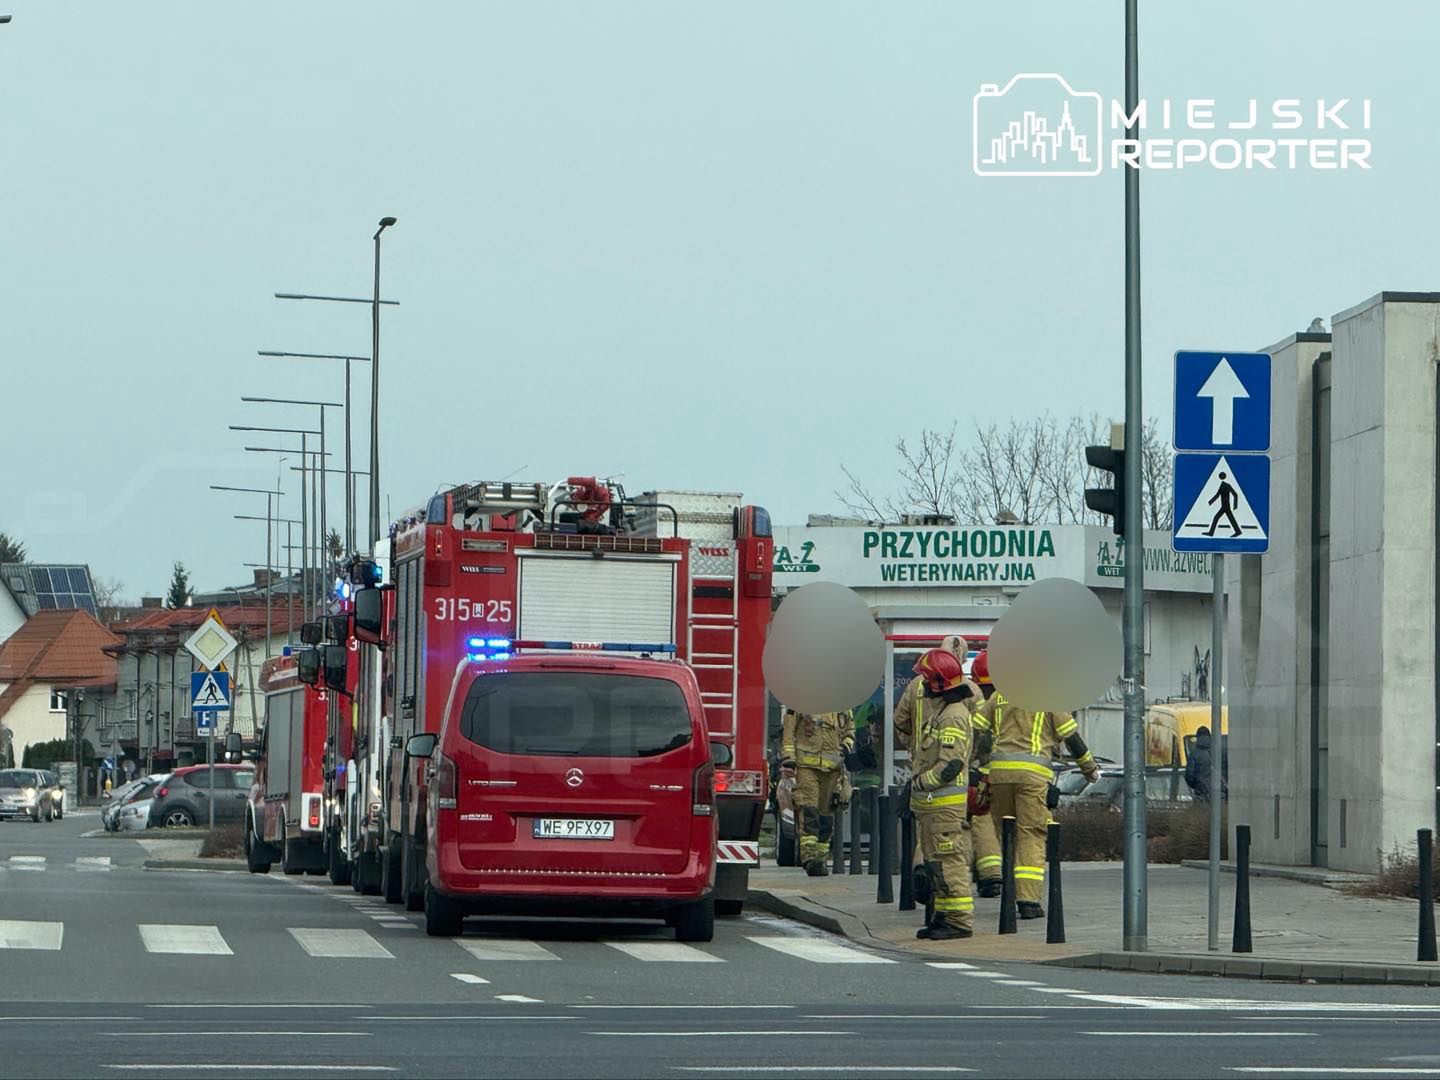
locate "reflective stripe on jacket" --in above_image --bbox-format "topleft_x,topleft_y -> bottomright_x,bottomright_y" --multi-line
909,695 -> 973,812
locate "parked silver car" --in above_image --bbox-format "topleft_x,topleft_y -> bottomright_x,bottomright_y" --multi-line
0,769 -> 53,822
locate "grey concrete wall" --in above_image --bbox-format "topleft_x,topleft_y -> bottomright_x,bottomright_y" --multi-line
1377,303 -> 1439,854
1229,332 -> 1329,866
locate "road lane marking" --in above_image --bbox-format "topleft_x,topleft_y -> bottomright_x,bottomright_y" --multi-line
672,1068 -> 973,1073
76,857 -> 112,870
745,937 -> 894,964
926,962 -> 978,970
287,929 -> 393,959
953,971 -> 1009,979
801,1015 -> 1044,1021
1032,988 -> 1087,994
603,941 -> 725,963
571,1005 -> 794,1010
495,995 -> 543,1003
456,939 -> 559,962
993,980 -> 1044,987
103,1068 -> 395,1073
449,973 -> 489,985
8,856 -> 45,871
145,1004 -> 372,1009
0,921 -> 64,950
139,925 -> 233,955
591,1031 -> 853,1037
364,1016 -> 575,1021
1228,1071 -> 1440,1076
1085,1031 -> 1317,1037
102,1032 -> 371,1038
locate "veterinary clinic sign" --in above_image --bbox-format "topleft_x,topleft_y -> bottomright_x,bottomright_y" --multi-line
773,524 -> 1212,594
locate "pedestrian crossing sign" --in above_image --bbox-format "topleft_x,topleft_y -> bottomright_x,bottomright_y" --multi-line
190,670 -> 231,711
1172,453 -> 1270,554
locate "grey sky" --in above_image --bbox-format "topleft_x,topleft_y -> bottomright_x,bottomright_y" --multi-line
1,1 -> 1432,598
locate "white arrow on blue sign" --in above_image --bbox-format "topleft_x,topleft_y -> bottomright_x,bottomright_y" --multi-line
1173,350 -> 1271,452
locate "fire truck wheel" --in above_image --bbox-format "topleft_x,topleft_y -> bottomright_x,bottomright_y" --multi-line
281,833 -> 305,876
424,884 -> 464,937
672,897 -> 715,943
402,836 -> 425,912
244,820 -> 272,875
356,850 -> 383,895
382,835 -> 404,904
327,828 -> 351,887
716,899 -> 745,918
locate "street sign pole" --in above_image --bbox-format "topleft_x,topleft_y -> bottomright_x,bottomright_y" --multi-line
1208,552 -> 1224,951
208,726 -> 216,830
1121,0 -> 1147,954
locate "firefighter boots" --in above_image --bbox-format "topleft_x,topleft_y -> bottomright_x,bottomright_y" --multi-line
1017,901 -> 1044,920
804,859 -> 830,877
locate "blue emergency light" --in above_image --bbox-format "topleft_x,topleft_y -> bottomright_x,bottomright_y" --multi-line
463,636 -> 677,662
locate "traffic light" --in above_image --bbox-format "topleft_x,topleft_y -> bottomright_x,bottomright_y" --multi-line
1085,443 -> 1126,536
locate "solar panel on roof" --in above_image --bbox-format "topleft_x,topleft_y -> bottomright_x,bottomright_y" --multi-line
30,568 -> 52,592
67,568 -> 88,592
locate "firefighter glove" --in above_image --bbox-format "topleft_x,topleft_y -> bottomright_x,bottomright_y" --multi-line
937,758 -> 964,786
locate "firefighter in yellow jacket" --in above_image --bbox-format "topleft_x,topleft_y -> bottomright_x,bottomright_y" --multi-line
908,648 -> 977,940
895,636 -> 1002,898
780,707 -> 855,876
974,649 -> 1099,919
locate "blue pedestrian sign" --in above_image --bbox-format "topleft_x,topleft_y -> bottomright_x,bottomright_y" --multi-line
1174,351 -> 1271,452
1173,453 -> 1270,554
191,671 -> 230,711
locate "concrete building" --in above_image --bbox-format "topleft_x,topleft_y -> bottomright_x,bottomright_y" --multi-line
1230,292 -> 1440,873
773,520 -> 1218,766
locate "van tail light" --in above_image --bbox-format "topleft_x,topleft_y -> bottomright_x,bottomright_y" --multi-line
303,794 -> 322,831
434,750 -> 458,811
692,762 -> 715,817
713,770 -> 762,796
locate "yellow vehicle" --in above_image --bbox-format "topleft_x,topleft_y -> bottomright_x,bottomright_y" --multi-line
1145,702 -> 1227,768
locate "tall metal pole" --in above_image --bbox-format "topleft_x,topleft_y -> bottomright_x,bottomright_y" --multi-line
311,447 -> 320,617
370,217 -> 394,548
1207,553 -> 1225,950
285,521 -> 294,647
318,407 -> 328,591
1121,0 -> 1149,953
264,492 -> 274,659
299,433 -> 309,623
344,358 -> 353,553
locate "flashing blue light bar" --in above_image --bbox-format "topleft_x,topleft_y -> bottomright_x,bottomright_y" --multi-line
467,636 -> 512,650
513,640 -> 678,654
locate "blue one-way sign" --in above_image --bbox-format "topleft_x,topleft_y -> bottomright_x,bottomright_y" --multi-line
1173,453 -> 1270,554
1174,350 -> 1271,452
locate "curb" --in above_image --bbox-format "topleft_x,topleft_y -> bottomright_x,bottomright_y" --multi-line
1178,860 -> 1373,889
746,888 -> 889,949
143,858 -> 248,873
1047,951 -> 1440,986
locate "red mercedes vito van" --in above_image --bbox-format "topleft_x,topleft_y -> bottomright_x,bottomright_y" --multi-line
408,649 -> 717,941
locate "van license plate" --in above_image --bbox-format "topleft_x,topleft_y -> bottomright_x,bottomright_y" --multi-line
534,818 -> 614,840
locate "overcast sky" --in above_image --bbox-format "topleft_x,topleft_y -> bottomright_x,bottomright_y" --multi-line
1,1 -> 1433,599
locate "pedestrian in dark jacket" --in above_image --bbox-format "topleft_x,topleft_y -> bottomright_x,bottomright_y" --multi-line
1185,726 -> 1226,801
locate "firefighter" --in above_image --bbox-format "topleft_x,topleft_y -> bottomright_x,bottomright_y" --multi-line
780,706 -> 856,876
894,635 -> 972,752
974,649 -> 1099,919
908,648 -> 976,939
967,650 -> 1003,898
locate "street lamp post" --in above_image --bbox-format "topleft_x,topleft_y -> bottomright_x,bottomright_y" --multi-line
371,216 -> 396,548
211,485 -> 281,658
234,426 -> 322,618
257,353 -> 370,551
241,442 -> 331,620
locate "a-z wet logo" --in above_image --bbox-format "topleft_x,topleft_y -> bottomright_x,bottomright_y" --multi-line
773,540 -> 820,574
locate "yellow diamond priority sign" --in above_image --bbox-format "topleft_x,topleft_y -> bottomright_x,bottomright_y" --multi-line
184,608 -> 239,671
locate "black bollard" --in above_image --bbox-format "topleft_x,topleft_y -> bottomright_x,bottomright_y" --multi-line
875,794 -> 894,904
848,791 -> 864,875
999,815 -> 1018,935
1419,828 -> 1437,963
831,802 -> 845,875
1046,821 -> 1065,945
1232,823 -> 1253,953
867,787 -> 880,876
898,811 -> 916,911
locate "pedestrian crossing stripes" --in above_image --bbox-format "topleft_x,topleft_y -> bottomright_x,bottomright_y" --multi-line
2,855 -> 112,872
0,920 -> 894,966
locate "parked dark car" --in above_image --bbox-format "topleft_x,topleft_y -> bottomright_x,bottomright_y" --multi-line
148,764 -> 255,827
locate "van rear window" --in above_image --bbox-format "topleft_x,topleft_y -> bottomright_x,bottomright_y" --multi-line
459,672 -> 693,759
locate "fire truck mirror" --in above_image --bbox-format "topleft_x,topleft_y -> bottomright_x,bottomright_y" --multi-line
405,732 -> 437,760
223,732 -> 243,760
322,645 -> 349,693
299,621 -> 324,646
296,648 -> 321,686
354,588 -> 385,645
325,614 -> 349,642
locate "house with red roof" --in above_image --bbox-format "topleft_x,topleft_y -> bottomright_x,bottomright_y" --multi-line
0,610 -> 119,768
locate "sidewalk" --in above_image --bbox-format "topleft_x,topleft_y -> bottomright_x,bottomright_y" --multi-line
748,860 -> 1440,984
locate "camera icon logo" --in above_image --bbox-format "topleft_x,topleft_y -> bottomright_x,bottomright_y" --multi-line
973,73 -> 1104,177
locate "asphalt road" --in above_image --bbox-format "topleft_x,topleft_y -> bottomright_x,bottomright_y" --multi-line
4,814 -> 1440,1079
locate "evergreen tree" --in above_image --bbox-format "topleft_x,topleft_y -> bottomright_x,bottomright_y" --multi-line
0,531 -> 27,564
165,562 -> 192,609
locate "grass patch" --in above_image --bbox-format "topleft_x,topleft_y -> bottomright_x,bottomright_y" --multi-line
1343,843 -> 1440,901
1055,803 -> 1227,863
199,824 -> 244,859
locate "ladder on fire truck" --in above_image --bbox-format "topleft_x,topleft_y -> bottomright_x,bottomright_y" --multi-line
682,517 -> 743,741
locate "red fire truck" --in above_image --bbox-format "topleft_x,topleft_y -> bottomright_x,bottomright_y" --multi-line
243,648 -> 333,876
347,477 -> 773,915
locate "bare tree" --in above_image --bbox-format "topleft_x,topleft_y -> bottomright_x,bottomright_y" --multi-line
1141,416 -> 1174,530
837,425 -> 963,522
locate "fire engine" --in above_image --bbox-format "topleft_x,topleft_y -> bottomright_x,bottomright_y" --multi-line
342,477 -> 773,915
243,647 -> 334,876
